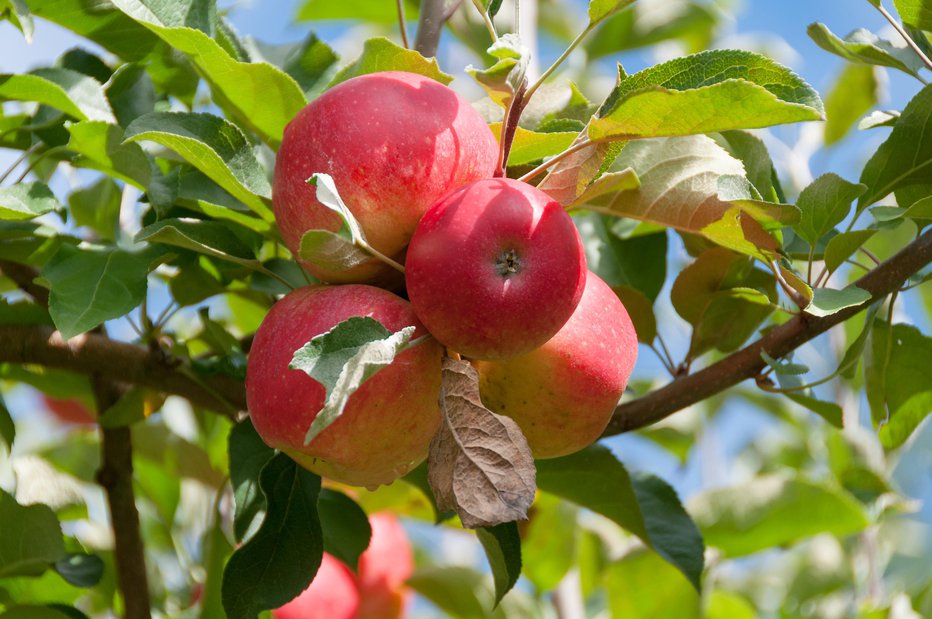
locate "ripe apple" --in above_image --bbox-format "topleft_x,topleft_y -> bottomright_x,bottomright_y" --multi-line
273,553 -> 360,619
475,271 -> 638,458
245,285 -> 443,487
356,512 -> 414,619
43,394 -> 95,425
404,177 -> 587,360
273,71 -> 498,284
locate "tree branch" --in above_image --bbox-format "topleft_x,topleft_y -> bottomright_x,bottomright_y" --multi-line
603,229 -> 932,436
414,0 -> 452,57
0,259 -> 49,305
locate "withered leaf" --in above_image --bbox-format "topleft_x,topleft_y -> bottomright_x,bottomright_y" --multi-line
536,126 -> 624,207
427,357 -> 536,529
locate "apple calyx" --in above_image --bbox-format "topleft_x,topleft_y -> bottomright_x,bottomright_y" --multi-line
495,248 -> 522,277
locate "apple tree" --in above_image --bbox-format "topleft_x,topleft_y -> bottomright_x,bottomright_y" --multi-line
0,0 -> 931,617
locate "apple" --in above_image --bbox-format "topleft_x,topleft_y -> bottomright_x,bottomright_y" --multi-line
475,271 -> 638,458
404,177 -> 587,360
245,285 -> 443,488
273,71 -> 498,284
43,394 -> 95,425
356,512 -> 414,619
273,553 -> 360,619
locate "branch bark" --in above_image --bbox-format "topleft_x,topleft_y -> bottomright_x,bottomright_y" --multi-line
602,229 -> 932,436
414,0 -> 452,57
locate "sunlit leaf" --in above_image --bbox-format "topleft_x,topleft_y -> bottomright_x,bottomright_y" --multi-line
807,23 -> 925,79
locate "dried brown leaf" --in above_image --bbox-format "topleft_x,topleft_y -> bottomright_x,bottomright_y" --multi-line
427,357 -> 536,529
536,125 -> 623,207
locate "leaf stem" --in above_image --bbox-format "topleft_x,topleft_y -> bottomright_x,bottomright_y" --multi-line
471,0 -> 499,41
771,261 -> 809,308
358,240 -> 406,274
0,144 -> 40,184
874,1 -> 932,72
648,343 -> 676,376
517,137 -> 599,183
523,23 -> 593,104
396,0 -> 410,49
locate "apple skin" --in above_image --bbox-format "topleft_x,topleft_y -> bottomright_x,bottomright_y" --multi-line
273,71 -> 498,284
272,553 -> 360,619
356,512 -> 414,619
43,395 -> 95,425
405,177 -> 587,360
245,285 -> 443,488
475,271 -> 638,458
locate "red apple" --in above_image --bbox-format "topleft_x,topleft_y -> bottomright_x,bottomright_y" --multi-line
475,272 -> 638,458
405,177 -> 587,360
356,512 -> 414,619
273,553 -> 360,619
245,285 -> 443,488
273,71 -> 498,284
43,394 -> 95,425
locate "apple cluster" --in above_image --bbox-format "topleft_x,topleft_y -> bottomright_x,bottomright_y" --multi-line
245,71 -> 638,489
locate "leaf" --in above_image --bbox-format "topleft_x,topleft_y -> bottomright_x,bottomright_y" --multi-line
228,418 -> 274,542
536,131 -> 625,206
406,566 -> 495,619
221,453 -> 323,619
612,285 -> 656,344
246,33 -> 338,97
488,124 -> 577,167
476,522 -> 522,606
824,229 -> 877,274
296,0 -> 419,22
124,112 -> 273,218
0,396 -> 13,454
786,393 -> 843,428
136,218 -> 261,267
0,182 -> 62,221
41,244 -> 154,339
824,64 -> 879,146
859,109 -> 900,130
605,549 -> 700,619
715,130 -> 782,203
329,37 -> 453,87
805,286 -> 871,318
688,474 -> 869,557
290,316 -> 416,444
52,554 -> 104,588
760,351 -> 809,376
0,0 -> 33,41
0,489 -> 66,577
537,445 -> 703,590
110,0 -> 307,146
589,50 -> 823,141
807,23 -> 925,79
427,357 -> 536,529
566,167 -> 640,210
318,489 -> 371,570
298,173 -> 375,271
858,84 -> 932,209
574,215 -> 666,300
520,493 -> 577,593
305,173 -> 365,242
66,121 -> 153,188
894,0 -> 932,30
588,0 -> 637,24
0,68 -> 115,122
105,63 -> 156,128
69,177 -> 120,241
599,135 -> 798,260
0,607 -> 86,619
792,173 -> 867,245
866,322 -> 932,448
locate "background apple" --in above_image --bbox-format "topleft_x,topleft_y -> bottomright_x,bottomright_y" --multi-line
273,71 -> 498,284
245,285 -> 443,488
272,553 -> 359,619
475,271 -> 638,458
404,177 -> 587,360
42,394 -> 95,425
356,512 -> 414,619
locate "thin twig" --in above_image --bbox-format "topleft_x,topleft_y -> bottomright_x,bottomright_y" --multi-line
396,0 -> 410,48
875,1 -> 932,72
517,137 -> 599,183
0,144 -> 40,184
523,23 -> 593,104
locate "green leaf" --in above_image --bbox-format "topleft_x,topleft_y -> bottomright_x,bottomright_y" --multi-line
66,121 -> 153,188
124,112 -> 273,218
715,130 -> 782,203
705,591 -> 757,619
786,393 -> 843,428
318,489 -> 371,570
296,0 -> 419,22
41,244 -> 155,339
589,50 -> 823,141
135,218 -> 261,267
520,493 -> 576,593
824,229 -> 877,274
599,135 -> 798,260
0,607 -> 86,619
605,549 -> 700,619
111,0 -> 307,146
760,351 -> 809,376
290,316 -> 416,444
894,0 -> 932,30
0,0 -> 33,42
537,445 -> 703,590
105,63 -> 156,128
536,131 -> 625,206
805,286 -> 871,318
329,37 -> 453,87
859,109 -> 900,130
584,2 -> 718,59
200,512 -> 234,619
221,453 -> 323,619
490,124 -> 577,167
807,23 -> 925,79
476,522 -> 522,606
792,173 -> 867,245
246,33 -> 338,97
298,174 -> 375,271
866,322 -> 932,448
0,182 -> 62,221
612,285 -> 656,344
688,474 -> 869,557
574,214 -> 666,301
68,177 -> 120,241
228,418 -> 274,542
588,0 -> 637,24
565,167 -> 641,210
0,68 -> 115,122
0,489 -> 66,577
859,85 -> 932,209
52,554 -> 104,588
0,396 -> 13,454
407,566 -> 495,619
824,64 -> 879,146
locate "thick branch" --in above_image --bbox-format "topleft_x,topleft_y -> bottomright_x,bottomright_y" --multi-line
0,326 -> 246,413
0,259 -> 49,305
414,0 -> 450,57
603,229 -> 932,436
